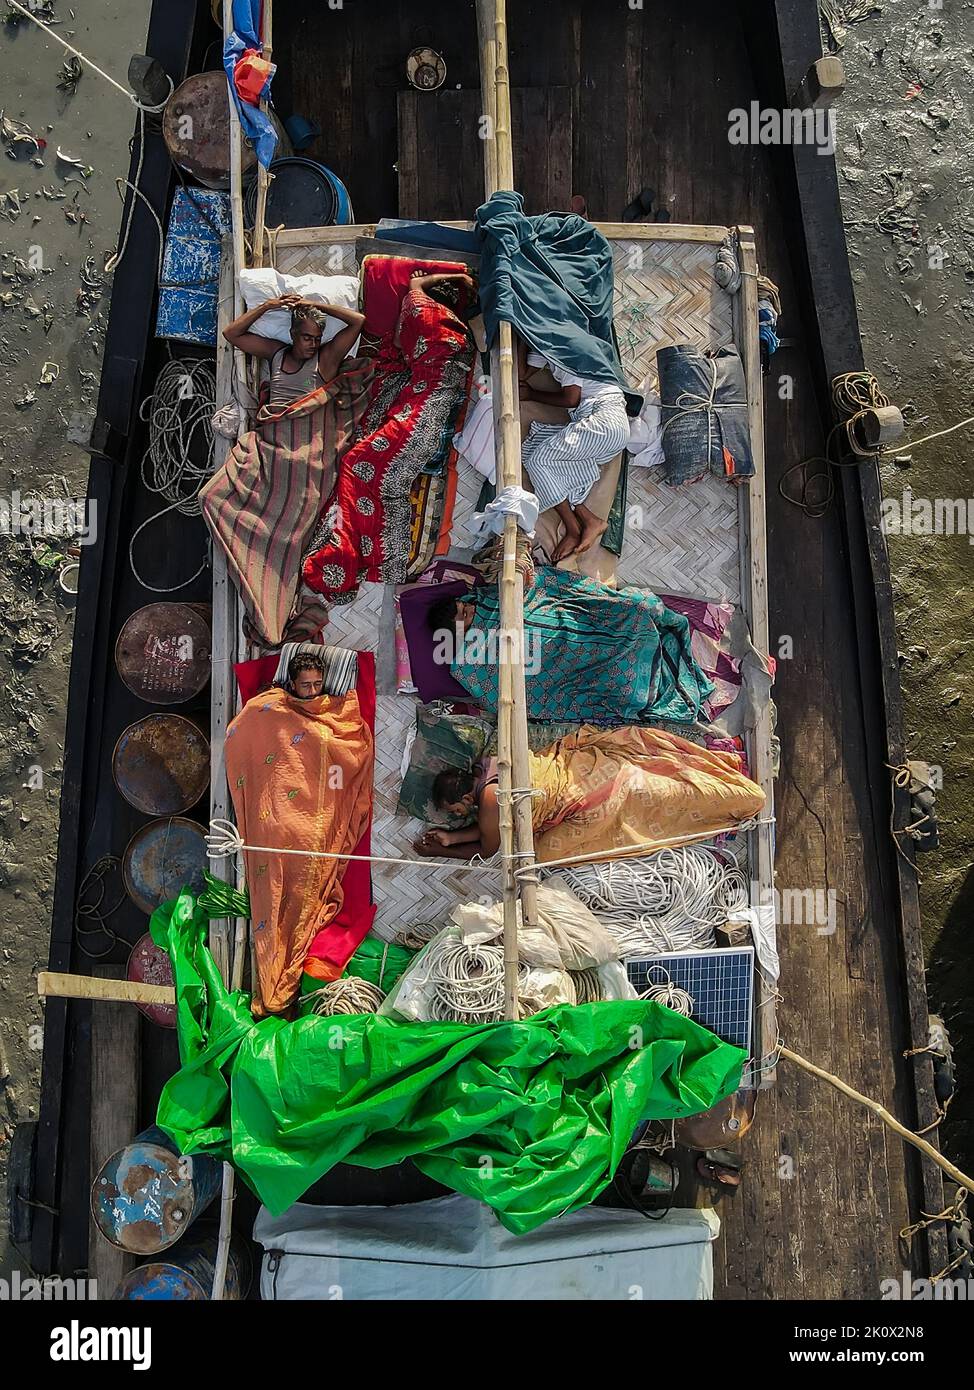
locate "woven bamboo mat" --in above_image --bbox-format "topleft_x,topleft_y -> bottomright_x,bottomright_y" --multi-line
323,464 -> 498,939
273,229 -> 743,931
608,237 -> 740,603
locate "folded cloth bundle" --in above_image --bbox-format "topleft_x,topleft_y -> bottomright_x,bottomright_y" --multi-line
658,343 -> 754,485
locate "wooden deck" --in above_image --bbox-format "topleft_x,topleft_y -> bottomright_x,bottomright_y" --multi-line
274,0 -> 932,1297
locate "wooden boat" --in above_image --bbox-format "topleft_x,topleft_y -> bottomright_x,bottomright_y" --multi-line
17,0 -> 947,1299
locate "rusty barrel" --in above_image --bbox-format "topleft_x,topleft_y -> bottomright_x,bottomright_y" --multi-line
112,714 -> 210,816
112,1226 -> 251,1301
162,71 -> 257,189
91,1125 -> 222,1256
115,602 -> 212,705
122,816 -> 209,915
126,932 -> 177,1029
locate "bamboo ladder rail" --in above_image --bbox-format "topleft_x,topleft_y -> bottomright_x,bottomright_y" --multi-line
209,0 -> 258,1303
249,0 -> 273,265
476,0 -> 539,1021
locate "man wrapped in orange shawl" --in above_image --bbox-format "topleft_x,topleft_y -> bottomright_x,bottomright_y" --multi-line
225,685 -> 373,1017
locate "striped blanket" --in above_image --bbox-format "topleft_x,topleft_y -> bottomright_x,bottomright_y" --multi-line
201,359 -> 375,647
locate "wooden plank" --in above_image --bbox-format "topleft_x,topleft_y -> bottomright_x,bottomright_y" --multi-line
511,87 -> 573,213
396,89 -> 421,218
40,973 -> 175,1006
592,221 -> 730,243
733,225 -> 777,1087
88,966 -> 139,1300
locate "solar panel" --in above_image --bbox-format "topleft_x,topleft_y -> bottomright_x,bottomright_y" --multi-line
625,947 -> 754,1054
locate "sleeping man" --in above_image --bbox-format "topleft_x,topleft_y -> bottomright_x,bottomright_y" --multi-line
516,333 -> 630,562
223,292 -> 366,408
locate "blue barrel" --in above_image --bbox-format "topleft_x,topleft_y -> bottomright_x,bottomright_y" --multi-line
112,1227 -> 252,1301
91,1126 -> 222,1256
244,156 -> 353,229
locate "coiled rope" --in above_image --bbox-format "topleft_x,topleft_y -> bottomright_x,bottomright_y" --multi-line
639,966 -> 695,1017
303,977 -> 385,1017
129,358 -> 217,593
408,936 -> 515,1024
551,844 -> 750,957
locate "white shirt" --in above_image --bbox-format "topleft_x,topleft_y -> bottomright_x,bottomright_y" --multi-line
526,350 -> 625,408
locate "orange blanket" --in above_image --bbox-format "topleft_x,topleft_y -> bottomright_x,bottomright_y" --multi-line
528,725 -> 765,865
225,686 -> 373,1016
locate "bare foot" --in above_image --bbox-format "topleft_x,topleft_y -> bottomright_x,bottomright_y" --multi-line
575,509 -> 608,555
552,517 -> 582,562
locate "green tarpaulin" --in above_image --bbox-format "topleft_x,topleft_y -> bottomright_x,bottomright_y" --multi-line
151,893 -> 745,1234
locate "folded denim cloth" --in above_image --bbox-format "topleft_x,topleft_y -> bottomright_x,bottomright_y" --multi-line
658,343 -> 754,484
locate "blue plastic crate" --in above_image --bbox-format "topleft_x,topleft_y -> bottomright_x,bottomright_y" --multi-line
155,188 -> 231,346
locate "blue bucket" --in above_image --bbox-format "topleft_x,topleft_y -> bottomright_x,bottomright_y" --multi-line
91,1125 -> 222,1256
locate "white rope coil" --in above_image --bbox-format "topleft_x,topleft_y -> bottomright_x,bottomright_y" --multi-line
129,358 -> 217,593
640,967 -> 695,1018
407,935 -> 527,1025
551,844 -> 750,957
303,977 -> 385,1017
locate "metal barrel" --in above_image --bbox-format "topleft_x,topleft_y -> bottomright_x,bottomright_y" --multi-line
122,816 -> 209,916
162,71 -> 257,189
112,1226 -> 252,1301
91,1126 -> 222,1255
125,932 -> 177,1029
112,713 -> 210,816
114,602 -> 212,705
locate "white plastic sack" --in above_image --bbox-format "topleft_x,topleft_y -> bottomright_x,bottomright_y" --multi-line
453,880 -> 620,972
238,267 -> 361,345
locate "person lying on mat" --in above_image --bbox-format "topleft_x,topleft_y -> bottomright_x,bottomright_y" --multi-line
515,332 -> 630,562
409,269 -> 479,318
413,726 -> 765,864
425,567 -> 714,726
283,652 -> 326,700
223,293 -> 366,408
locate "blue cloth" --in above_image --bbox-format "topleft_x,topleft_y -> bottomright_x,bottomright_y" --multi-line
657,343 -> 754,484
376,221 -> 479,254
474,191 -> 641,416
223,0 -> 278,169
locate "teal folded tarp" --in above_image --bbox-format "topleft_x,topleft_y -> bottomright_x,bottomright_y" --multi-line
151,893 -> 744,1234
475,189 -> 641,415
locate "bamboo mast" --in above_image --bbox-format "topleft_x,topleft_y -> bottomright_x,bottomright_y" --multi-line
210,0 -> 250,1303
250,0 -> 273,266
476,0 -> 539,1018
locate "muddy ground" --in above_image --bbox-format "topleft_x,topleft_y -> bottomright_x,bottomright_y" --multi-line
830,0 -> 974,1176
0,0 -> 971,1277
0,0 -> 149,1276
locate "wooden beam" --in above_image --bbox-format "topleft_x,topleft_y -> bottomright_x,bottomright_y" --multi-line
88,966 -> 139,1299
790,55 -> 845,109
592,221 -> 730,244
733,225 -> 777,1088
39,972 -> 175,1006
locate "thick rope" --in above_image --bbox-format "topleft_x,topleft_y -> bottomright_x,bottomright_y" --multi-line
552,844 -> 749,956
303,977 -> 385,1017
129,359 -> 217,593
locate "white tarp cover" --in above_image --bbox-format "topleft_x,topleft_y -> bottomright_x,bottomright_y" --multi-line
255,1194 -> 719,1301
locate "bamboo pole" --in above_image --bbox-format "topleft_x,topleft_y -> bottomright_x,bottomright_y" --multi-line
779,1046 -> 974,1192
476,0 -> 540,1019
250,0 -> 273,266
213,0 -> 248,1302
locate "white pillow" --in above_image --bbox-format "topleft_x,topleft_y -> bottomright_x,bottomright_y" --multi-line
239,268 -> 361,345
